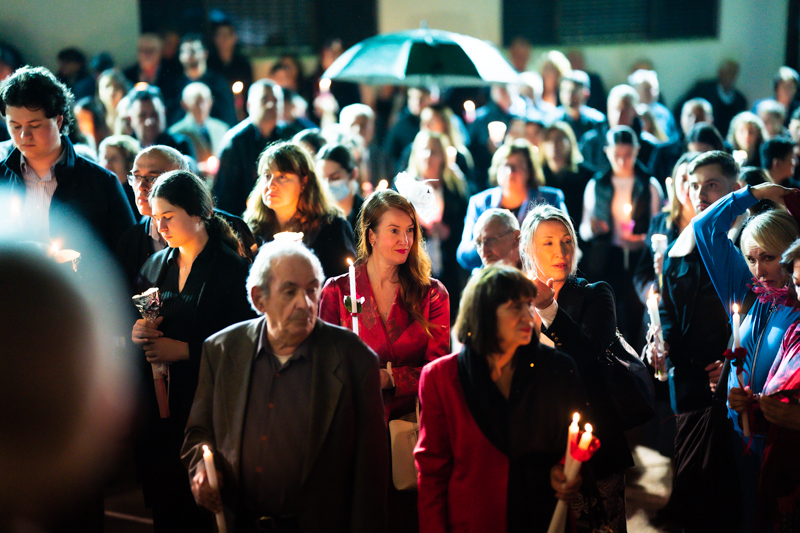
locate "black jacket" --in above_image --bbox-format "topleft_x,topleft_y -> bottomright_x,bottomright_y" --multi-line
0,135 -> 135,252
542,277 -> 634,479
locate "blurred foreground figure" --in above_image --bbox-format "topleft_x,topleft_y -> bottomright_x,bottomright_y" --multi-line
0,194 -> 135,532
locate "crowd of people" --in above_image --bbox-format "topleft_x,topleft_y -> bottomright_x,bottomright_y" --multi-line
3,20 -> 800,533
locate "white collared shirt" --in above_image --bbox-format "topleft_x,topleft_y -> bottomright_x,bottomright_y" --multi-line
20,147 -> 65,243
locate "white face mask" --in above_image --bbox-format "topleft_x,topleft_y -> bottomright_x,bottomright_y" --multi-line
328,179 -> 353,202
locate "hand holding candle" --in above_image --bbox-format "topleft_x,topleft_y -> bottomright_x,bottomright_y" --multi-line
547,423 -> 601,533
728,303 -> 750,436
346,258 -> 360,335
202,445 -> 227,533
646,287 -> 667,381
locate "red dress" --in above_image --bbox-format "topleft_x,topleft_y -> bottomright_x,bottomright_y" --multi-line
319,263 -> 450,420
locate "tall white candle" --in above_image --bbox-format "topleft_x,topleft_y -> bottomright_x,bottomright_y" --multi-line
202,445 -> 227,533
578,423 -> 593,452
347,258 -> 359,335
732,303 -> 741,350
566,413 -> 580,471
646,288 -> 662,340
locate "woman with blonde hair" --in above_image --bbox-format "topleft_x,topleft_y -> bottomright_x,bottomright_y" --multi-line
519,203 -> 632,532
539,50 -> 572,109
458,138 -> 567,273
244,140 -> 355,278
406,130 -> 469,308
319,189 -> 450,533
540,121 -> 595,229
728,111 -> 768,167
695,180 -> 800,531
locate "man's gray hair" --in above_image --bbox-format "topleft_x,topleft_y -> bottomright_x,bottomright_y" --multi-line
246,241 -> 325,314
135,145 -> 188,171
473,208 -> 520,240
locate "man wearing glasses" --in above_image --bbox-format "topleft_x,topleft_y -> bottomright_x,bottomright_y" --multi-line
0,65 -> 134,251
472,208 -> 521,269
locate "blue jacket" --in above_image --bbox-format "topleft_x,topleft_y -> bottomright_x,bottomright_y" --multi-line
694,187 -> 799,444
456,185 -> 568,272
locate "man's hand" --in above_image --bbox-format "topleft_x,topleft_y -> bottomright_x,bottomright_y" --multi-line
191,468 -> 223,514
379,369 -> 393,389
758,395 -> 800,430
705,360 -> 723,392
550,464 -> 581,502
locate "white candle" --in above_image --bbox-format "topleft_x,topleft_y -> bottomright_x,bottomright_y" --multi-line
732,303 -> 741,350
646,288 -> 662,338
566,413 -> 580,471
319,78 -> 331,93
487,121 -> 507,146
578,423 -> 593,452
347,258 -> 359,335
463,100 -> 476,123
203,445 -> 227,533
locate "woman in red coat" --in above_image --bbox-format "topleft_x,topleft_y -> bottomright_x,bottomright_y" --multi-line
319,189 -> 450,532
415,266 -> 585,533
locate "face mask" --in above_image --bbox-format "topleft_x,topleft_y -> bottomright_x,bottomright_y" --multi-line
328,179 -> 352,202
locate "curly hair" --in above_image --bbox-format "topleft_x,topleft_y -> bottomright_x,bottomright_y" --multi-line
0,65 -> 74,134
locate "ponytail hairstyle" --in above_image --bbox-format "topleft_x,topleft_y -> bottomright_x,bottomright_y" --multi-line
149,170 -> 245,257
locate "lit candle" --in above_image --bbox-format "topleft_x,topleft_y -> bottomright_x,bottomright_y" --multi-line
319,77 -> 331,93
347,258 -> 359,335
732,303 -> 741,350
202,445 -> 227,533
205,156 -> 219,175
578,423 -> 593,451
463,100 -> 476,123
622,203 -> 634,270
446,145 -> 457,166
375,179 -> 389,192
566,412 -> 580,470
651,234 -> 668,291
487,121 -> 507,146
665,177 -> 674,204
733,150 -> 748,166
232,81 -> 244,95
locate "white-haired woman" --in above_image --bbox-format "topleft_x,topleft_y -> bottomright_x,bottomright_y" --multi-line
520,203 -> 632,532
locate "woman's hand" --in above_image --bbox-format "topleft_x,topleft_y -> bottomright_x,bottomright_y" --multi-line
550,464 -> 581,502
590,217 -> 609,236
758,395 -> 800,430
751,183 -> 795,203
653,250 -> 664,276
531,277 -> 555,310
144,338 -> 190,364
705,360 -> 723,392
132,316 -> 163,347
191,467 -> 223,514
728,386 -> 754,414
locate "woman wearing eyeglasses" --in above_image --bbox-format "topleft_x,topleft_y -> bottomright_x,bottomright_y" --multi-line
457,138 -> 568,273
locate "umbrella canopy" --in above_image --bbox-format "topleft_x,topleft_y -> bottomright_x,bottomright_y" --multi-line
322,28 -> 520,87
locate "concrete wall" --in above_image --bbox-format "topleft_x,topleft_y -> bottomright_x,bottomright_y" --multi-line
378,0 -> 790,108
1,0 -> 140,73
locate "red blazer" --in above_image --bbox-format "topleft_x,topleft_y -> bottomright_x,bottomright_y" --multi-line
319,263 -> 450,420
414,353 -> 509,533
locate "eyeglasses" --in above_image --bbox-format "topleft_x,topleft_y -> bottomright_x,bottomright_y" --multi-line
475,230 -> 513,250
127,173 -> 160,188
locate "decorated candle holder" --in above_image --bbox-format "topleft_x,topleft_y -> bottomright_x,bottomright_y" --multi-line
548,424 -> 601,533
132,287 -> 170,419
343,294 -> 365,315
724,346 -> 751,437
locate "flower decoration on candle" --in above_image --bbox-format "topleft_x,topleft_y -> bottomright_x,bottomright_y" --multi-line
132,287 -> 170,418
394,172 -> 437,224
547,423 -> 601,533
724,302 -> 750,437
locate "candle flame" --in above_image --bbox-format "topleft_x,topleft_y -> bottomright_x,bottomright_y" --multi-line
134,82 -> 150,91
463,100 -> 475,113
584,423 -> 592,433
487,121 -> 507,144
50,241 -> 60,255
319,78 -> 331,92
232,81 -> 244,94
623,203 -> 632,215
203,444 -> 209,452
347,258 -> 354,267
376,180 -> 389,191
665,177 -> 673,187
572,412 -> 580,424
733,303 -> 739,314
649,285 -> 655,299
